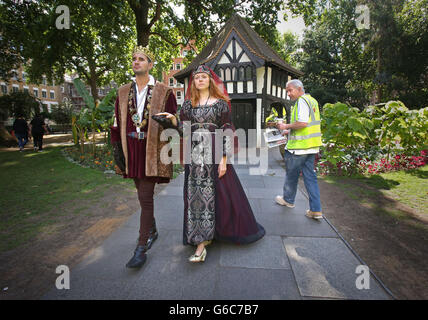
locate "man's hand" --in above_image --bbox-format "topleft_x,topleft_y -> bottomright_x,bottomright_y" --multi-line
281,130 -> 290,136
276,122 -> 288,130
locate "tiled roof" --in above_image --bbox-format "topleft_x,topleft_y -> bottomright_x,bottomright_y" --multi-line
174,13 -> 303,80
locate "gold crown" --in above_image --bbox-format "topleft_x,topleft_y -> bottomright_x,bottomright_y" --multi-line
132,45 -> 155,62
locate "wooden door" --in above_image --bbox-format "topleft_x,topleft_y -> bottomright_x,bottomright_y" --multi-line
231,100 -> 256,147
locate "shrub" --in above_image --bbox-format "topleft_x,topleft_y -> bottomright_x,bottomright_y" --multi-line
318,101 -> 428,176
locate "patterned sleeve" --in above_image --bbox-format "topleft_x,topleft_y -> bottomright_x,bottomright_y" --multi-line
218,100 -> 233,157
177,99 -> 191,136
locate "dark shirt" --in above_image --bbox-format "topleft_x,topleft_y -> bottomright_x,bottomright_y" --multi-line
13,118 -> 29,135
30,117 -> 45,134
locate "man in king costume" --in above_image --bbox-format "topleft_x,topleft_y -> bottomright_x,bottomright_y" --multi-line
110,45 -> 177,268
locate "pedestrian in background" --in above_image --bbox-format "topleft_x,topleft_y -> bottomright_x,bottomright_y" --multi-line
30,114 -> 48,152
13,115 -> 30,152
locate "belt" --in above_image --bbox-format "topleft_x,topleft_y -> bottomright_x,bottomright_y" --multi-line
127,132 -> 146,140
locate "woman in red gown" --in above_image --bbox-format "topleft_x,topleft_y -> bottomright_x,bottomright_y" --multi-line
158,65 -> 265,263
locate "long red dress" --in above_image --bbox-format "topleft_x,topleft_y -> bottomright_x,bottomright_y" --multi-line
180,99 -> 265,245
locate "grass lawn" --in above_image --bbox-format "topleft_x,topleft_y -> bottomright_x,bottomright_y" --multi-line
320,165 -> 428,219
377,166 -> 428,216
0,146 -> 134,252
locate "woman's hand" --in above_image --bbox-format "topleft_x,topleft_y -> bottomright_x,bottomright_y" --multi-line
218,156 -> 227,178
155,112 -> 177,127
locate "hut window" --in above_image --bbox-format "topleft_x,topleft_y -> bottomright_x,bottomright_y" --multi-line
225,68 -> 231,81
238,67 -> 245,80
246,66 -> 252,79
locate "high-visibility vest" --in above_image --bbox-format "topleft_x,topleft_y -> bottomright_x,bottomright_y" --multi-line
265,106 -> 286,123
287,94 -> 322,150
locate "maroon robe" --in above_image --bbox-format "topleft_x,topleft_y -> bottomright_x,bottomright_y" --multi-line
112,82 -> 177,183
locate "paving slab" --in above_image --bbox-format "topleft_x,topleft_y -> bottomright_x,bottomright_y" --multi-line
282,237 -> 391,300
235,175 -> 266,188
213,267 -> 301,300
260,176 -> 286,189
157,186 -> 184,197
253,199 -> 338,238
43,275 -> 136,300
220,235 -> 291,270
127,248 -> 222,300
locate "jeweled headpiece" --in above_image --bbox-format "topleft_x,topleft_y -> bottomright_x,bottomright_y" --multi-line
132,45 -> 155,62
192,65 -> 211,77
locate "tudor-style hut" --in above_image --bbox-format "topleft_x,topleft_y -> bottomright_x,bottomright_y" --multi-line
174,13 -> 303,148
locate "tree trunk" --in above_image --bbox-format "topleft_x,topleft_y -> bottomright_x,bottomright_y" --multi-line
128,0 -> 151,46
89,63 -> 99,103
376,47 -> 382,103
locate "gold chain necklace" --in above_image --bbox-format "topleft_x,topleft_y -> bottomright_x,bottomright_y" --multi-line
128,82 -> 153,129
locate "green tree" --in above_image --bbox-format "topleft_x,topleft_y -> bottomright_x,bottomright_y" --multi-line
72,78 -> 116,156
298,0 -> 372,107
272,31 -> 301,67
289,0 -> 428,108
1,0 -> 135,103
2,0 -> 296,97
0,4 -> 23,82
128,0 -> 293,78
49,101 -> 74,133
0,91 -> 40,119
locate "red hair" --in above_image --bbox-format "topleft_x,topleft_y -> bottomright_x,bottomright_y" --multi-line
190,76 -> 230,107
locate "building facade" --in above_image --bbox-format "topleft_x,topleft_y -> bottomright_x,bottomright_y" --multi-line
162,41 -> 197,111
0,66 -> 61,115
1,67 -> 116,126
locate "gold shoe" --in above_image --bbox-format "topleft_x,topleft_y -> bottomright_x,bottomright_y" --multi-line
188,248 -> 207,262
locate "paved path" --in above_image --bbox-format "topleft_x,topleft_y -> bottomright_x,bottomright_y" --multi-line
43,148 -> 393,300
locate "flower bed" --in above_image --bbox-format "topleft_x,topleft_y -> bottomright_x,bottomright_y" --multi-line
317,149 -> 427,176
62,144 -> 184,178
63,144 -> 117,173
317,101 -> 427,176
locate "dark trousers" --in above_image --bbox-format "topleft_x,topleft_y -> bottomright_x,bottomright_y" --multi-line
133,178 -> 156,246
15,133 -> 28,149
32,132 -> 44,150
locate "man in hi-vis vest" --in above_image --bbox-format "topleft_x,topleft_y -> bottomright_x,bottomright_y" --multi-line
274,79 -> 323,219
